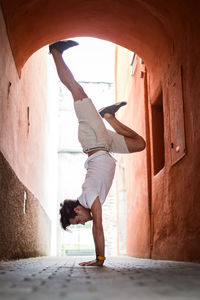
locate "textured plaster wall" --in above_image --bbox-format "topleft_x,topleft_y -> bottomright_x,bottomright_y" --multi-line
0,6 -> 52,259
0,152 -> 51,259
146,11 -> 200,261
115,12 -> 200,261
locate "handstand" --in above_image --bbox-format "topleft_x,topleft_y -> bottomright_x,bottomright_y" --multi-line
49,40 -> 146,266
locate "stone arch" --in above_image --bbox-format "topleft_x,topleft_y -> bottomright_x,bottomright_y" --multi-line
1,0 -> 172,72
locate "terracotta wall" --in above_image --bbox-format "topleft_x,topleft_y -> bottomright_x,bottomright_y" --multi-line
0,6 -> 52,259
147,17 -> 200,261
115,25 -> 200,262
115,48 -> 150,258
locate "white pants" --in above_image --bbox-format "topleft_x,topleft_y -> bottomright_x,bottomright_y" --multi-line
74,98 -> 129,154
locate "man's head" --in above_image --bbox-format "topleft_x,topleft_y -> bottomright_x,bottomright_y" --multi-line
59,199 -> 92,230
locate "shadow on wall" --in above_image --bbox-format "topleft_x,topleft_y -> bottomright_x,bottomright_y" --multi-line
0,151 -> 51,260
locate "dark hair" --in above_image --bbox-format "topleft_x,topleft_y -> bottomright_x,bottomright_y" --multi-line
59,199 -> 80,230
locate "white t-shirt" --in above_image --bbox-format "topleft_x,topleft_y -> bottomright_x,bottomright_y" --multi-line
78,151 -> 116,209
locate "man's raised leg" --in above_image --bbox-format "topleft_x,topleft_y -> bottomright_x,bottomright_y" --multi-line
50,41 -> 87,101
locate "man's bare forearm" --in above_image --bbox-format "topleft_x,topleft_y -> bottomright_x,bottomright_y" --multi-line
92,224 -> 105,257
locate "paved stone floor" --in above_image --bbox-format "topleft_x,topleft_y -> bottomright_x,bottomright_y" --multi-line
0,256 -> 199,300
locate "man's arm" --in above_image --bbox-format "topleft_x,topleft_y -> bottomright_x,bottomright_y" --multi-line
92,197 -> 105,263
79,197 -> 105,266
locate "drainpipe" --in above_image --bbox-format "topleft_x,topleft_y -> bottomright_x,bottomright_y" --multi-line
143,67 -> 153,259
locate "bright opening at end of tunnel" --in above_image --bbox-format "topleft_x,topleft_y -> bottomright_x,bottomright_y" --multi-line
47,37 -> 127,257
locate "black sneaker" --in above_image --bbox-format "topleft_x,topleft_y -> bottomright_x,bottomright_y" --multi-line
49,40 -> 79,54
99,101 -> 127,118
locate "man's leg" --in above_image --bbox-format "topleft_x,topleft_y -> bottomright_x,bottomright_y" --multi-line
51,49 -> 87,101
50,41 -> 112,153
104,113 -> 146,153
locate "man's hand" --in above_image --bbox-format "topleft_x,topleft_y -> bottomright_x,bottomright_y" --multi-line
79,259 -> 104,267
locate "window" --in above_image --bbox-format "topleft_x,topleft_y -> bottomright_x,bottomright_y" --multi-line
151,91 -> 165,175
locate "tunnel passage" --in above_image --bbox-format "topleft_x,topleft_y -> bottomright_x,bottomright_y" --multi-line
0,0 -> 200,261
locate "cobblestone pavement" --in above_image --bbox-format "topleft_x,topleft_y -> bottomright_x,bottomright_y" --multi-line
0,256 -> 199,300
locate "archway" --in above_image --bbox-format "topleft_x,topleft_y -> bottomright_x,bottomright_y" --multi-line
1,0 -> 200,261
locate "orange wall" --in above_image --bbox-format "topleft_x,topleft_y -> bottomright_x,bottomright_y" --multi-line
0,6 -> 49,207
0,6 -> 52,258
115,47 -> 150,258
115,38 -> 200,261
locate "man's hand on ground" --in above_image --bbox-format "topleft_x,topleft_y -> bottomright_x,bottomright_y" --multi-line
79,259 -> 104,267
79,198 -> 105,267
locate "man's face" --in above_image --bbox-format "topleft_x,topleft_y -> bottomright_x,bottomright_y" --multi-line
68,205 -> 91,226
69,215 -> 86,225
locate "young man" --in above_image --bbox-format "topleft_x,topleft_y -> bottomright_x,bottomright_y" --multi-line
49,40 -> 146,266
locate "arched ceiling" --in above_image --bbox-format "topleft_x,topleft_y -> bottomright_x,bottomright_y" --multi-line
0,0 -> 198,73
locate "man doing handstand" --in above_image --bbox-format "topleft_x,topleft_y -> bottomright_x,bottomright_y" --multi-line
49,40 -> 146,266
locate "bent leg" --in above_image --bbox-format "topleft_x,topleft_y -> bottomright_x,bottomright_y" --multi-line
104,114 -> 146,153
107,130 -> 129,153
51,49 -> 87,101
